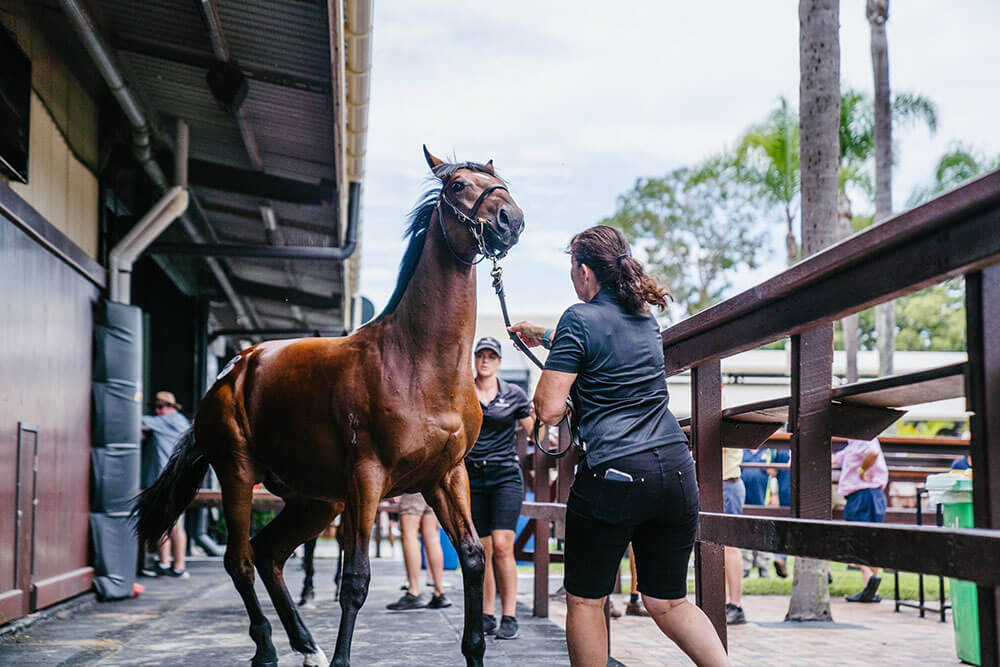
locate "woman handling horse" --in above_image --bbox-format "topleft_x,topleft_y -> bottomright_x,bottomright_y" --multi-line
510,225 -> 729,667
467,336 -> 534,640
136,147 -> 523,667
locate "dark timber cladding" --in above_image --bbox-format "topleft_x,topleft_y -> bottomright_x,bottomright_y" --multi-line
0,185 -> 97,623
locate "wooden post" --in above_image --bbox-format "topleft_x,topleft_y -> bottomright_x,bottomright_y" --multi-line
691,360 -> 726,647
786,325 -> 834,621
789,326 -> 834,519
556,427 -> 577,503
533,430 -> 551,618
966,266 -> 1000,666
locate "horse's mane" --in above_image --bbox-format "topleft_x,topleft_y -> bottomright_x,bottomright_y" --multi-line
372,160 -> 500,323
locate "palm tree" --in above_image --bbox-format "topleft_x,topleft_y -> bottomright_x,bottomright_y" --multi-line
787,0 -> 839,623
837,86 -> 936,381
736,98 -> 800,266
907,144 -> 1000,206
869,0 -> 894,377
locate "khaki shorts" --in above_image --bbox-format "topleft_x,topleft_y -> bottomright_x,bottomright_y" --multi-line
398,492 -> 434,516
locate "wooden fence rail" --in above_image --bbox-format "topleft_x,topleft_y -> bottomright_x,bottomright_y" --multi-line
518,169 -> 1000,662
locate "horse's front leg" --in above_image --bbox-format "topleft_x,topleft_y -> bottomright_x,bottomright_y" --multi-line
332,463 -> 384,667
425,464 -> 486,667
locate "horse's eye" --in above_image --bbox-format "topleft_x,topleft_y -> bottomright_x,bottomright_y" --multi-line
450,181 -> 465,193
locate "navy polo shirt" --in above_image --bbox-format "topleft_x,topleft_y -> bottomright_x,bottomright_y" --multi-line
544,289 -> 688,468
468,378 -> 531,463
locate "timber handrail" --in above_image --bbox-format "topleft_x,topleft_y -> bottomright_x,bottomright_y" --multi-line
660,170 -> 1000,374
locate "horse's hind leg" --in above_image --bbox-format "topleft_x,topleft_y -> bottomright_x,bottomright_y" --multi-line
426,464 -> 486,667
332,465 -> 385,667
218,476 -> 279,667
252,498 -> 341,667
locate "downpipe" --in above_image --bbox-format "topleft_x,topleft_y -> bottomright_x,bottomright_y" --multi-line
109,186 -> 189,303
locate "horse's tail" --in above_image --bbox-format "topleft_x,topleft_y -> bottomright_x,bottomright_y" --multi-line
132,427 -> 208,543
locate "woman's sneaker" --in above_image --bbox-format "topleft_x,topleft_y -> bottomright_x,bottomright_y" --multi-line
154,563 -> 189,579
725,603 -> 746,625
845,575 -> 882,603
387,592 -> 426,610
482,614 -> 497,635
426,593 -> 451,609
495,615 -> 519,640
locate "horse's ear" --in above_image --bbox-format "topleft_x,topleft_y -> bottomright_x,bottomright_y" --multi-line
423,145 -> 444,173
483,159 -> 495,176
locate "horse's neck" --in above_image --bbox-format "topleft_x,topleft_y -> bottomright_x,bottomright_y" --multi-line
389,214 -> 478,367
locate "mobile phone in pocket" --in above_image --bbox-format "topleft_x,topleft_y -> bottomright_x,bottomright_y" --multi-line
604,468 -> 633,482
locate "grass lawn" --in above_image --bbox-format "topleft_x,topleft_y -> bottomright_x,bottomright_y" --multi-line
517,558 -> 950,601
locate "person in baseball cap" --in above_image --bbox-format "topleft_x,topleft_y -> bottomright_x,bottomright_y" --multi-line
474,336 -> 503,358
468,334 -> 534,639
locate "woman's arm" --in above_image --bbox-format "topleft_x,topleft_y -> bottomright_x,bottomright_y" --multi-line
533,369 -> 577,425
508,321 -> 547,347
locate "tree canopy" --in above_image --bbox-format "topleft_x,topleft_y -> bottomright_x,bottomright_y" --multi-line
601,159 -> 767,316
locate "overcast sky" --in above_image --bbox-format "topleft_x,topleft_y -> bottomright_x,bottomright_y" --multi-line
357,1 -> 1000,323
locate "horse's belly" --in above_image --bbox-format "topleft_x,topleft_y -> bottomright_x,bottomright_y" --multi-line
252,434 -> 350,501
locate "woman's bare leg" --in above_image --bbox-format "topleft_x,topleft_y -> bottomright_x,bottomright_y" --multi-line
421,512 -> 446,595
642,595 -> 729,667
491,529 -> 518,617
566,593 -> 607,667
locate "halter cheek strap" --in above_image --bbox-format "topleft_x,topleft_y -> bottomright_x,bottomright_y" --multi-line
436,182 -> 510,266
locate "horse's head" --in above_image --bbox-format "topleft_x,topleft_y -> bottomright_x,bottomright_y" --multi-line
424,146 -> 524,260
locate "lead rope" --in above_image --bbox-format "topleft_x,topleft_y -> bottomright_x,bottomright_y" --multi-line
491,258 -> 580,459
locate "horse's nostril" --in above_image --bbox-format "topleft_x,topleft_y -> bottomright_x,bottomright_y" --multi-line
499,209 -> 510,227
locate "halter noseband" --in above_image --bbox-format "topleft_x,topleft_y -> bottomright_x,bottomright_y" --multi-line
436,177 -> 510,266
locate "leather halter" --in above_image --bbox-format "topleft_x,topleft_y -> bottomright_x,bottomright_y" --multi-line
436,178 -> 510,266
437,169 -> 581,458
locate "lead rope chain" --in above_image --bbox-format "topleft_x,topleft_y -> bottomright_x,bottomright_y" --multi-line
491,258 -> 580,459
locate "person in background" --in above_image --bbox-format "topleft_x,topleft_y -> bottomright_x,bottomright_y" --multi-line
722,447 -> 746,624
951,455 -> 972,471
767,448 -> 790,578
466,336 -> 534,639
386,493 -> 451,610
740,448 -> 772,579
511,225 -> 728,667
140,391 -> 191,578
833,437 -> 889,602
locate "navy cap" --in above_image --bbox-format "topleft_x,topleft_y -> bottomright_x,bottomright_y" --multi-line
474,336 -> 502,358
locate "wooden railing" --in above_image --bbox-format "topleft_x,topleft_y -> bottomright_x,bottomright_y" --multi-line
519,169 -> 1000,661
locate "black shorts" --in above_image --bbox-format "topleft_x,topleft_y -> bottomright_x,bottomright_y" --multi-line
466,459 -> 524,536
564,444 -> 698,600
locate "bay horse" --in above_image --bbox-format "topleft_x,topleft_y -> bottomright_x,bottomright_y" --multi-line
134,147 -> 524,667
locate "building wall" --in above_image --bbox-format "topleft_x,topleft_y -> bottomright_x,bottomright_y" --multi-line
1,2 -> 99,258
0,3 -> 101,623
0,188 -> 99,622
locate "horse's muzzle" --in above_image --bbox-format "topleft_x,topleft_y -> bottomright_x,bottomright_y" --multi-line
488,207 -> 524,253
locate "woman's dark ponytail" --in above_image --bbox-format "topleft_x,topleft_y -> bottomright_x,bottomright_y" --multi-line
569,225 -> 671,314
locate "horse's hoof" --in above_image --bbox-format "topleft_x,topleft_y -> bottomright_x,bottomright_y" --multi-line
302,647 -> 328,666
250,661 -> 278,667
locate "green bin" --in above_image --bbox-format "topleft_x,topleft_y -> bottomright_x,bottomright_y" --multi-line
926,473 -> 979,665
